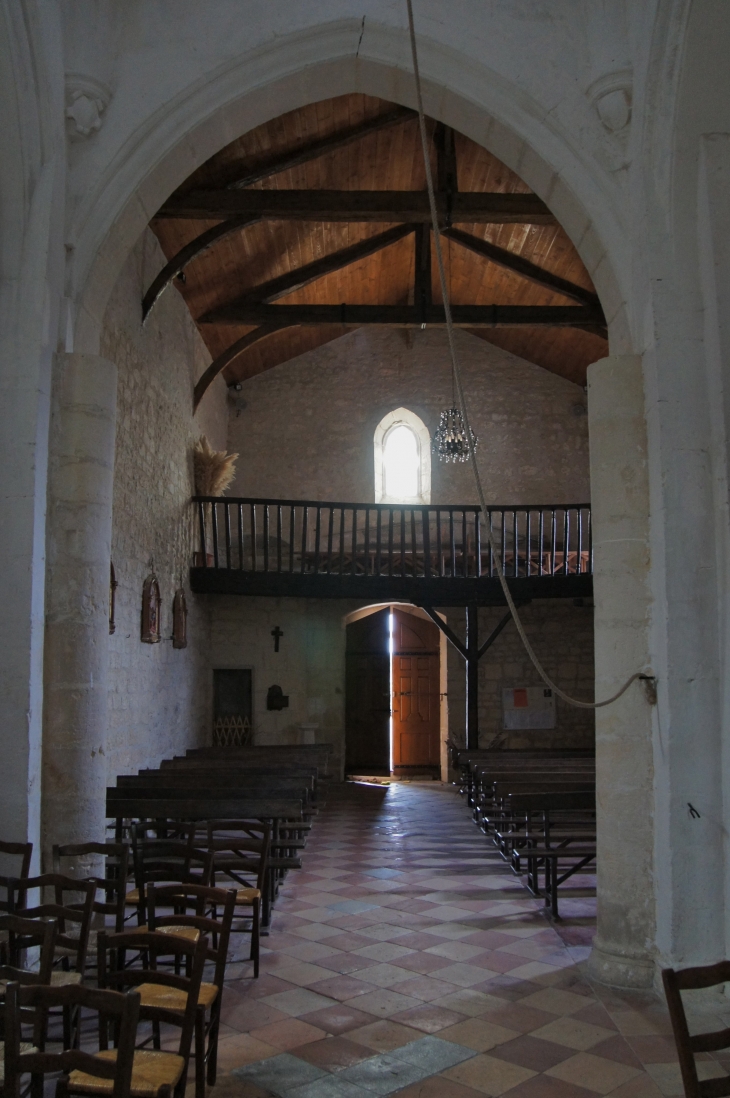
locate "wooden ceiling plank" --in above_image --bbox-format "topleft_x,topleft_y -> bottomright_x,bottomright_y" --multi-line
156,190 -> 555,224
192,325 -> 287,410
444,226 -> 601,310
205,223 -> 419,317
142,216 -> 260,323
201,302 -> 604,328
218,107 -> 417,190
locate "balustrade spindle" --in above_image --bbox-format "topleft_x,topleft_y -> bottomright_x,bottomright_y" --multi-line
224,502 -> 232,569
313,506 -> 321,573
549,509 -> 556,576
376,509 -> 382,576
250,504 -> 257,571
326,507 -> 334,574
388,509 -> 394,577
197,502 -> 207,566
475,510 -> 482,578
263,504 -> 270,572
301,506 -> 308,574
339,508 -> 345,575
538,511 -> 545,575
277,506 -> 282,572
212,503 -> 220,569
400,509 -> 406,577
526,510 -> 532,576
410,510 -> 417,577
564,509 -> 570,575
449,510 -> 456,578
577,508 -> 584,573
351,509 -> 358,576
423,509 -> 431,578
289,507 -> 295,572
237,504 -> 244,570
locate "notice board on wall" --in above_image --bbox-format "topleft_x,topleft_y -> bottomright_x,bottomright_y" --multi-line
502,686 -> 556,730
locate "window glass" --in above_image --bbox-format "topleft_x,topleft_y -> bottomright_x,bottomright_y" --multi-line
383,424 -> 420,500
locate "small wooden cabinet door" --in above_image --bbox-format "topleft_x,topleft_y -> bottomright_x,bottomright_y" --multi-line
391,609 -> 440,768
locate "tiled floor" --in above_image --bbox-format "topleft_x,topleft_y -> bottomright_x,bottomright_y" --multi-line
213,781 -> 727,1098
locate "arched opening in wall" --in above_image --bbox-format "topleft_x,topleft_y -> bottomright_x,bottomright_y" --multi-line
374,408 -> 431,504
343,604 -> 447,778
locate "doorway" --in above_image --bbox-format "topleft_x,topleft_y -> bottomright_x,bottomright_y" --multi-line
345,606 -> 441,775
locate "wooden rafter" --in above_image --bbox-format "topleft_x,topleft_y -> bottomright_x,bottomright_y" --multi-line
193,326 -> 282,410
142,216 -> 260,323
443,227 -> 601,310
201,224 -> 418,319
156,190 -> 555,224
199,303 -> 603,328
211,107 -> 418,190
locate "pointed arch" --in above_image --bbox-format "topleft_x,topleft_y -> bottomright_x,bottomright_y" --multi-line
374,407 -> 431,505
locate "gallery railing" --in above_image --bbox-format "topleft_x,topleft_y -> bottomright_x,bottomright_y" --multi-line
192,497 -> 592,580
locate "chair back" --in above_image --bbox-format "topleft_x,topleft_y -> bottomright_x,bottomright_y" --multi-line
130,825 -> 213,923
0,914 -> 57,986
662,962 -> 730,1098
147,883 -> 236,990
97,929 -> 207,1066
0,840 -> 33,914
205,821 -> 270,894
3,981 -> 140,1098
53,842 -> 130,933
12,874 -> 95,976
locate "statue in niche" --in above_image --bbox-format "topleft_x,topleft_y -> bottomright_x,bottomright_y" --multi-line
109,561 -> 118,635
141,574 -> 161,644
172,588 -> 188,649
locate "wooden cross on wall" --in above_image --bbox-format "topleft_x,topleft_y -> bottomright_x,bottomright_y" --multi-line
271,626 -> 283,652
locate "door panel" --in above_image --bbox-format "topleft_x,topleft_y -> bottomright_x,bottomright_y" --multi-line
391,609 -> 440,768
345,608 -> 390,772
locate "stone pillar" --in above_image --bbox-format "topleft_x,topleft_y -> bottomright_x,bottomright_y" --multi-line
586,355 -> 656,988
42,353 -> 117,865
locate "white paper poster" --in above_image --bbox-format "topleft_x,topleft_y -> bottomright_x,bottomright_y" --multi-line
502,686 -> 556,730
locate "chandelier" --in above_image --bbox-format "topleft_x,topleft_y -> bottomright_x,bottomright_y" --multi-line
433,406 -> 478,463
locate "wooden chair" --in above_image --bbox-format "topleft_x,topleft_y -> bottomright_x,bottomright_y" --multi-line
3,982 -> 141,1098
147,883 -> 236,1098
53,843 -> 130,934
662,962 -> 730,1097
129,826 -> 212,926
205,821 -> 268,974
97,929 -> 207,1098
0,841 -> 32,914
8,874 -> 95,1047
0,915 -> 58,1033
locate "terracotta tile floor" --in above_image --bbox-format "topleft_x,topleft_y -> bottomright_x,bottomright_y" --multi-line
212,781 -> 727,1098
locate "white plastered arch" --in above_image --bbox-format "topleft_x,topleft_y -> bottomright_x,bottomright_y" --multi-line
69,19 -> 634,359
374,408 -> 431,505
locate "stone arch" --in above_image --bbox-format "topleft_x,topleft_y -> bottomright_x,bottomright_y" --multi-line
70,20 -> 633,357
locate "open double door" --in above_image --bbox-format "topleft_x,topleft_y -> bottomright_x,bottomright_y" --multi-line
345,607 -> 441,774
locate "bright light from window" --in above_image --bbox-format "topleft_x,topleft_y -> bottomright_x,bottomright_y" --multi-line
383,425 -> 420,501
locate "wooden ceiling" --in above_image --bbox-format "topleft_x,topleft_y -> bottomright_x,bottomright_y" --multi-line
148,94 -> 607,405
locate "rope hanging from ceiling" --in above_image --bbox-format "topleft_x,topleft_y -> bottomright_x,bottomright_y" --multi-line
405,0 -> 649,710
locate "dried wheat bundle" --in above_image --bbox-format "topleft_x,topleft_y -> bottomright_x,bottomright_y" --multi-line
194,435 -> 239,496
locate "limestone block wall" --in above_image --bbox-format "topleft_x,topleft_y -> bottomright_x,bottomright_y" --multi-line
209,596 -> 362,779
445,600 -> 596,749
101,230 -> 227,778
228,327 -> 590,506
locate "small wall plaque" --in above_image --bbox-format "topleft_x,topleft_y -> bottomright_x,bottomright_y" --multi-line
141,574 -> 161,644
267,684 -> 289,711
172,587 -> 188,649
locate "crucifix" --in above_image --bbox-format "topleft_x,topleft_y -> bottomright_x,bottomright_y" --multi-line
271,625 -> 283,653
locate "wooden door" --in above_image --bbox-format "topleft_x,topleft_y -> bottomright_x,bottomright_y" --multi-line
391,608 -> 441,768
345,609 -> 390,773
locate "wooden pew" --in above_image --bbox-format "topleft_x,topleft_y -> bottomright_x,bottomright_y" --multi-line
186,745 -> 333,777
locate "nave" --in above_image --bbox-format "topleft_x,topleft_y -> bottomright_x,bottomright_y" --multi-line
218,782 -> 714,1098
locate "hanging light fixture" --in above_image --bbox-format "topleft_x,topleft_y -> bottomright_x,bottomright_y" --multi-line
433,405 -> 478,463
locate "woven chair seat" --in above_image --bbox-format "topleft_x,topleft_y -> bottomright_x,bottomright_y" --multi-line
68,1049 -> 185,1097
137,981 -> 218,1011
0,1042 -> 37,1083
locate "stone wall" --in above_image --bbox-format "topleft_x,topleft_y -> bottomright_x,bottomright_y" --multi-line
220,328 -> 594,756
445,600 -> 596,750
209,596 -> 364,780
101,230 -> 228,778
228,327 -> 590,505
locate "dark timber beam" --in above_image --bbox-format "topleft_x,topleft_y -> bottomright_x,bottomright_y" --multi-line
421,607 -> 466,659
478,609 -> 514,659
443,227 -> 602,311
435,123 -> 458,222
414,224 -> 432,321
142,216 -> 260,324
199,302 -> 603,329
193,326 -> 284,411
218,107 -> 418,190
225,224 -> 418,309
466,603 -> 479,749
156,190 -> 556,224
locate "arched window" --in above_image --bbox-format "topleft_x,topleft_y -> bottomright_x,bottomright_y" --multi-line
374,408 -> 431,504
